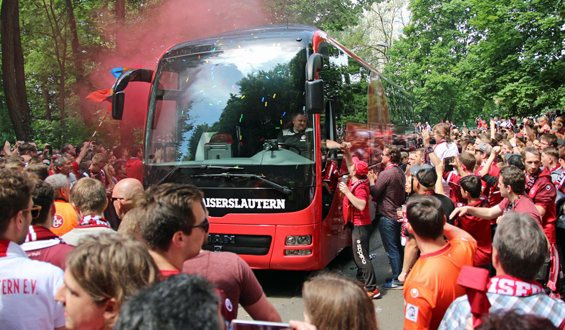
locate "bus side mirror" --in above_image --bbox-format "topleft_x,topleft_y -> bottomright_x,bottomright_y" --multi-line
112,91 -> 125,120
305,53 -> 324,114
111,68 -> 153,120
305,80 -> 324,114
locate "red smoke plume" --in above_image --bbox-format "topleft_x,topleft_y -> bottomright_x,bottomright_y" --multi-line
84,0 -> 270,145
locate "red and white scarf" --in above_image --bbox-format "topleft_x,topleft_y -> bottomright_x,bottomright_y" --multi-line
90,169 -> 106,187
26,225 -> 60,242
487,275 -> 544,296
78,215 -> 111,229
21,225 -> 63,251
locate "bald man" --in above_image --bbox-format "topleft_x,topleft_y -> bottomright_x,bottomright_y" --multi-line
111,178 -> 144,219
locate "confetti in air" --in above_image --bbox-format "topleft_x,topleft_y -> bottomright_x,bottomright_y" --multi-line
265,102 -> 267,107
221,82 -> 226,85
265,76 -> 270,79
241,95 -> 245,99
239,115 -> 243,122
262,97 -> 264,102
273,94 -> 276,98
186,77 -> 189,82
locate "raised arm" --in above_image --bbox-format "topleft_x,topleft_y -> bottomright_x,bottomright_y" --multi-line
450,204 -> 502,221
479,146 -> 500,177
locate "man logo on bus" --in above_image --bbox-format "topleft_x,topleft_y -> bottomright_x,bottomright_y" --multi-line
52,214 -> 64,229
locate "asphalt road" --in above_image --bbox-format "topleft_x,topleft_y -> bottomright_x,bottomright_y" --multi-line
237,228 -> 405,330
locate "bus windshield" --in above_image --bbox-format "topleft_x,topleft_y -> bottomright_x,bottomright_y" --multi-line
145,40 -> 313,168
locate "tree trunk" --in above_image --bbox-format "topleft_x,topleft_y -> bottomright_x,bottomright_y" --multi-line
1,0 -> 32,141
65,0 -> 82,72
116,0 -> 125,22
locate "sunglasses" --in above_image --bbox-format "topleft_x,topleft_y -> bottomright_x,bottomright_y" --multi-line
191,217 -> 210,233
111,197 -> 125,203
22,205 -> 42,219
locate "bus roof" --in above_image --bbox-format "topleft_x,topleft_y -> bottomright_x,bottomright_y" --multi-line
163,24 -> 319,59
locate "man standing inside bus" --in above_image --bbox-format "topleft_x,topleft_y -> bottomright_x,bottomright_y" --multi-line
278,112 -> 313,157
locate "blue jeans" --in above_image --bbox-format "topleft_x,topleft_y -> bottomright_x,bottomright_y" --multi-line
377,215 -> 404,281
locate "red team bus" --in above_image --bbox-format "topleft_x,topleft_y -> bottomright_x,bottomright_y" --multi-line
111,24 -> 411,270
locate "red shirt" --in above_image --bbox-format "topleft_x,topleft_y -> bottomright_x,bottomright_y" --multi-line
525,168 -> 557,243
457,199 -> 491,266
498,195 -> 543,228
126,157 -> 143,182
26,244 -> 75,270
444,171 -> 473,205
322,160 -> 340,192
475,162 -> 501,208
343,179 -> 371,226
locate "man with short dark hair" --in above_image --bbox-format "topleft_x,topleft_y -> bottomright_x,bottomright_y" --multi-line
522,146 -> 559,297
81,153 -> 108,185
540,133 -> 558,148
18,142 -> 37,164
138,183 -> 207,275
277,112 -> 313,157
451,165 -> 542,225
440,212 -> 565,329
114,274 -> 223,330
457,175 -> 491,267
62,177 -> 115,246
0,171 -> 66,330
403,195 -> 476,330
368,144 -> 406,288
21,180 -> 74,269
136,184 -> 239,321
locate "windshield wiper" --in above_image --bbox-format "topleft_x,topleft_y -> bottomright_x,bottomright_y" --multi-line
191,173 -> 292,196
156,164 -> 244,185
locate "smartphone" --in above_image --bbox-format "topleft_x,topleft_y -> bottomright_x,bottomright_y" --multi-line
46,145 -> 53,158
231,320 -> 292,330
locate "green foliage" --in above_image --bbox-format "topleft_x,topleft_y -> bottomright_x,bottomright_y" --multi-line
263,0 -> 376,31
392,0 -> 565,124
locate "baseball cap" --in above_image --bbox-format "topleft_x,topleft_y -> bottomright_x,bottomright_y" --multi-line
410,164 -> 438,188
478,142 -> 492,155
352,157 -> 369,176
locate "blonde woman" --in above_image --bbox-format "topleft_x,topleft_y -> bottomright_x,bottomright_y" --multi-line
55,233 -> 159,330
300,273 -> 379,330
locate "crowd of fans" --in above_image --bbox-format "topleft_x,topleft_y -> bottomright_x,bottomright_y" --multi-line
330,112 -> 565,329
3,111 -> 565,330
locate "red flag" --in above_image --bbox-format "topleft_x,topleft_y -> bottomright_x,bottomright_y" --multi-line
86,89 -> 113,103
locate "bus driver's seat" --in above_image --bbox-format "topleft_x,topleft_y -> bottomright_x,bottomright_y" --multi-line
204,133 -> 233,159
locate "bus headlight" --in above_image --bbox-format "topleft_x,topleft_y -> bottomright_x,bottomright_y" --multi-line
285,235 -> 312,246
284,249 -> 312,256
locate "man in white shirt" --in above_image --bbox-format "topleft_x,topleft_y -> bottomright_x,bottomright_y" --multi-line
0,170 -> 65,330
